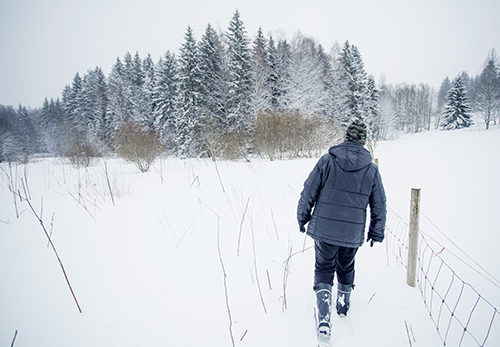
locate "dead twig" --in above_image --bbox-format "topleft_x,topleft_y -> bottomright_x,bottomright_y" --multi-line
175,215 -> 198,248
47,212 -> 56,248
217,217 -> 235,347
282,246 -> 314,265
103,159 -> 115,206
266,269 -> 272,290
15,178 -> 82,313
213,158 -> 225,193
67,191 -> 96,219
404,320 -> 413,347
159,203 -> 171,227
236,196 -> 251,256
282,244 -> 293,312
270,207 -> 279,241
251,222 -> 267,314
10,330 -> 18,347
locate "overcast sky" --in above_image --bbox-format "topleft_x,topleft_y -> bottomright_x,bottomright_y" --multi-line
1,0 -> 499,108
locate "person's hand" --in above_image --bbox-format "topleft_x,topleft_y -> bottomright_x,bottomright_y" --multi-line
367,235 -> 378,247
299,224 -> 306,233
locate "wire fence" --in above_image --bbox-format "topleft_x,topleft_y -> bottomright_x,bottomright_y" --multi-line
385,205 -> 499,347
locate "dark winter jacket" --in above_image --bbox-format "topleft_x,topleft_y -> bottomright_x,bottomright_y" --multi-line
297,142 -> 386,248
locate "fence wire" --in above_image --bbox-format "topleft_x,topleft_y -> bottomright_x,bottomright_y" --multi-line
385,206 -> 499,347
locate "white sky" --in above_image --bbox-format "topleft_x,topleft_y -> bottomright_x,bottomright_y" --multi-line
1,0 -> 499,108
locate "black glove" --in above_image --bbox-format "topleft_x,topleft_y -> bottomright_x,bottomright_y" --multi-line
367,235 -> 377,247
299,224 -> 306,233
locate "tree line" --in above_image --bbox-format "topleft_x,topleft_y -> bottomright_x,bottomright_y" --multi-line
1,10 -> 499,164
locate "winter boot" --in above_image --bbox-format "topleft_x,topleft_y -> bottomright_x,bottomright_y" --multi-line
315,282 -> 332,339
336,283 -> 353,317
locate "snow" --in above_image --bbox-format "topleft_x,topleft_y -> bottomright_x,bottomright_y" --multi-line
1,125 -> 499,347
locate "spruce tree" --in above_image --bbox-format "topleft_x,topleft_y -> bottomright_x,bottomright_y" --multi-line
274,39 -> 292,111
175,26 -> 203,157
107,57 -> 130,132
198,24 -> 226,120
16,105 -> 38,158
62,72 -> 85,144
333,41 -> 369,129
364,76 -> 380,140
267,35 -> 280,111
152,51 -> 178,150
0,105 -> 18,161
441,75 -> 472,130
250,27 -> 271,116
142,53 -> 156,127
226,9 -> 252,129
80,67 -> 108,146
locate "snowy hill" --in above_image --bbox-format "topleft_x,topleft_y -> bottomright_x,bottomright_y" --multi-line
1,125 -> 499,346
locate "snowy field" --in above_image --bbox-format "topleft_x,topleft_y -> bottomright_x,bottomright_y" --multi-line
1,125 -> 499,347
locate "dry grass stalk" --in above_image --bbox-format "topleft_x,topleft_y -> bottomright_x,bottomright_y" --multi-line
217,217 -> 236,347
236,196 -> 251,256
250,222 -> 267,314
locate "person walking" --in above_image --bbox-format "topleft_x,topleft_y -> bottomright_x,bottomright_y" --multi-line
296,120 -> 387,342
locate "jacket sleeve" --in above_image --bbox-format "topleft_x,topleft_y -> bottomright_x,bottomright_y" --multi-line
368,168 -> 387,242
297,157 -> 325,228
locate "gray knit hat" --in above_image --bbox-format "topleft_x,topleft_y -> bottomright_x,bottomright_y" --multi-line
345,119 -> 367,146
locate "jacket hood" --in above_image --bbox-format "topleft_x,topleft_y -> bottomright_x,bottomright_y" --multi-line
329,142 -> 373,172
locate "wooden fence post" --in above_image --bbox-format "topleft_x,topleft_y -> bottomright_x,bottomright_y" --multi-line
407,188 -> 421,287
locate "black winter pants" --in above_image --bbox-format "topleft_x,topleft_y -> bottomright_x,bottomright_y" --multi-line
314,240 -> 358,288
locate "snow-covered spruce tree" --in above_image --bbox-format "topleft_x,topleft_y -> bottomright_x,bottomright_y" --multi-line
40,98 -> 60,154
63,72 -> 84,140
364,76 -> 380,141
440,75 -> 472,130
198,24 -> 231,158
175,26 -> 203,157
0,104 -> 18,162
436,77 -> 451,128
475,50 -> 500,129
273,38 -> 292,111
80,67 -> 109,148
60,71 -> 102,161
16,105 -> 38,160
250,27 -> 272,116
125,52 -> 151,126
225,9 -> 252,131
333,41 -> 370,130
152,51 -> 178,153
107,57 -> 131,133
267,35 -> 279,111
142,53 -> 156,127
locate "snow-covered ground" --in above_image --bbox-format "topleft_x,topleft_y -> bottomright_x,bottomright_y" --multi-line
1,125 -> 499,347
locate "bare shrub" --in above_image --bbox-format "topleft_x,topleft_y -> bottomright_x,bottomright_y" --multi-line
65,141 -> 102,167
114,122 -> 162,173
202,115 -> 249,161
252,110 -> 340,160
